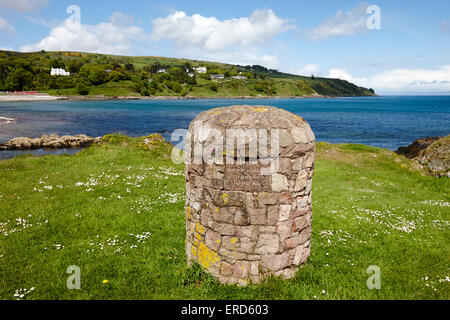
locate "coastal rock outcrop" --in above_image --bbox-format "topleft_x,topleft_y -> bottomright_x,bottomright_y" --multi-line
395,136 -> 441,159
0,134 -> 101,151
396,135 -> 449,177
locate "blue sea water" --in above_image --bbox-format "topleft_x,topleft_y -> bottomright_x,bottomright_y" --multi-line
0,96 -> 449,159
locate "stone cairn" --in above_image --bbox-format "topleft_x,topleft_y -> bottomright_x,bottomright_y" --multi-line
185,105 -> 315,286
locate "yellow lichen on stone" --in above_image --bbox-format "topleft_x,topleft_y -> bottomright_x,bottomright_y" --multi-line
196,222 -> 205,234
231,237 -> 238,244
197,243 -> 220,269
252,107 -> 268,112
195,233 -> 202,240
191,246 -> 197,257
187,207 -> 191,219
221,193 -> 229,205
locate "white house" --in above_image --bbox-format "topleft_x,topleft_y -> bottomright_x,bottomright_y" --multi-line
157,68 -> 167,74
50,68 -> 70,76
193,66 -> 207,74
211,74 -> 224,80
232,75 -> 247,80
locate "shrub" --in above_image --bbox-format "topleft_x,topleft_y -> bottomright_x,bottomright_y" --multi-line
172,82 -> 182,93
76,80 -> 89,95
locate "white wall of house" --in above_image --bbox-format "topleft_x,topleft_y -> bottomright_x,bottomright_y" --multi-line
50,68 -> 70,76
194,66 -> 207,74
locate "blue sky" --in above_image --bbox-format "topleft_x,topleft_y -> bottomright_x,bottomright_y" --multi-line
0,0 -> 449,94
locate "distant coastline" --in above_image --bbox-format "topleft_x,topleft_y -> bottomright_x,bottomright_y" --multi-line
0,93 -> 372,102
0,50 -> 376,102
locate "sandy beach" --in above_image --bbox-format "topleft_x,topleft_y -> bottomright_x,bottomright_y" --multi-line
0,94 -> 61,102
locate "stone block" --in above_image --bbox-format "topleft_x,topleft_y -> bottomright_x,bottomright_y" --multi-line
248,208 -> 266,225
205,229 -> 221,251
234,261 -> 250,279
271,174 -> 289,192
255,233 -> 280,254
262,253 -> 290,271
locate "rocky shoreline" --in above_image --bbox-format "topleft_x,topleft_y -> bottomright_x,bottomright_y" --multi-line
0,134 -> 101,151
0,93 -> 345,102
395,135 -> 449,177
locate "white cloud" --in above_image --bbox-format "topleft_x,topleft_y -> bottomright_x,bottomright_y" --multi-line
20,14 -> 146,55
297,64 -> 320,76
328,68 -> 364,84
328,66 -> 450,93
305,3 -> 370,41
151,8 -> 292,51
0,0 -> 47,12
0,45 -> 14,51
0,16 -> 14,33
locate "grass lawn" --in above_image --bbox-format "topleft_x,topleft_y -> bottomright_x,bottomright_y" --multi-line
0,135 -> 448,300
44,80 -> 138,97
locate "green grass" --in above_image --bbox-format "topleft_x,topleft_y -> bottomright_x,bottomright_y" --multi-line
43,80 -> 138,97
0,136 -> 448,300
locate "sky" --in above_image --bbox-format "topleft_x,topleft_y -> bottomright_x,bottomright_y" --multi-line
0,0 -> 449,95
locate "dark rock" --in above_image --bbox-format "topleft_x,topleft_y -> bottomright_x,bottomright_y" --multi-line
396,135 -> 449,177
395,136 -> 441,159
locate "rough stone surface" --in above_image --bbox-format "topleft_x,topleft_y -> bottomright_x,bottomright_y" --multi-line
271,174 -> 289,192
185,105 -> 315,286
396,135 -> 449,178
0,134 -> 101,150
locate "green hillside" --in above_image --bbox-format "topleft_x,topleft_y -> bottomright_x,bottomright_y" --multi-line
0,50 -> 376,98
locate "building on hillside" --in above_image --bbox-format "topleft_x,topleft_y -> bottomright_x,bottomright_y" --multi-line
157,68 -> 167,74
193,66 -> 207,74
211,74 -> 224,80
232,75 -> 247,80
50,68 -> 70,76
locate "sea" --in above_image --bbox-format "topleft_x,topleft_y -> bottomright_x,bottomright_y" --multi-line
0,96 -> 449,159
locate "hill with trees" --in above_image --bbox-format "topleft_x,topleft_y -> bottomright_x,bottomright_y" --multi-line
0,50 -> 376,98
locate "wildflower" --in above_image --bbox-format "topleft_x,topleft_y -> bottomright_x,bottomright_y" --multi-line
102,280 -> 109,284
